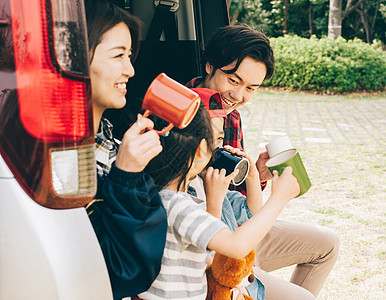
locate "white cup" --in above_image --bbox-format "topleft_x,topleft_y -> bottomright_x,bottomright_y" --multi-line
265,136 -> 294,158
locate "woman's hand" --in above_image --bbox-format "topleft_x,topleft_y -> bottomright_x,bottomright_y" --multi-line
270,167 -> 300,203
203,166 -> 238,218
115,114 -> 162,173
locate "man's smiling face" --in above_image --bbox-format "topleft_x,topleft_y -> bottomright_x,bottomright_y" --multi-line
203,57 -> 267,114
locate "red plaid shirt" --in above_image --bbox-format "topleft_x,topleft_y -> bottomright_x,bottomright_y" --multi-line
224,109 -> 244,149
186,77 -> 267,193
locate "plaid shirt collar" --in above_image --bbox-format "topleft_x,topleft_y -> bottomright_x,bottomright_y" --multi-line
95,117 -> 119,177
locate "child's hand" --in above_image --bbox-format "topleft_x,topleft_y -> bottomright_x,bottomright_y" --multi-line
223,146 -> 259,180
203,166 -> 239,218
205,254 -> 213,270
270,167 -> 300,203
115,114 -> 162,173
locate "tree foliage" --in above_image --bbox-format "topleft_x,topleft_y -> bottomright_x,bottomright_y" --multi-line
228,0 -> 386,44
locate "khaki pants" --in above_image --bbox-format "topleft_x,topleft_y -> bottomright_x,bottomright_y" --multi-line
253,220 -> 340,299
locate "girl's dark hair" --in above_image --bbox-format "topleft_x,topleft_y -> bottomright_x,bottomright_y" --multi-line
203,24 -> 275,80
84,0 -> 141,63
145,104 -> 213,191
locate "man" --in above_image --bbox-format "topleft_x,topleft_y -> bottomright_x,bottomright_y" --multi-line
187,24 -> 340,299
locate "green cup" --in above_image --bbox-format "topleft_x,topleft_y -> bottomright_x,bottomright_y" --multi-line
266,149 -> 312,197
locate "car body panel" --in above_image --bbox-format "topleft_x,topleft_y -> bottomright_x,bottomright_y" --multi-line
0,155 -> 113,299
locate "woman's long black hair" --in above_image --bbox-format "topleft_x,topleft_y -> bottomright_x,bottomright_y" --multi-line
145,104 -> 213,192
85,0 -> 141,63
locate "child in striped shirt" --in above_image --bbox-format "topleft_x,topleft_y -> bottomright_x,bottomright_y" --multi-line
140,94 -> 299,300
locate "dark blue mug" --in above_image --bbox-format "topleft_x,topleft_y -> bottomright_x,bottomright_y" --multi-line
209,147 -> 250,186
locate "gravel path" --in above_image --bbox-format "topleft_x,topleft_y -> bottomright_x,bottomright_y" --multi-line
239,90 -> 386,300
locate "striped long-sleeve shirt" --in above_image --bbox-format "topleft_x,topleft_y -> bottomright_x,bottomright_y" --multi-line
139,189 -> 227,300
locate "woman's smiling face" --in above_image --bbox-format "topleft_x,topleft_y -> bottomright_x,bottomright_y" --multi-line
90,22 -> 135,113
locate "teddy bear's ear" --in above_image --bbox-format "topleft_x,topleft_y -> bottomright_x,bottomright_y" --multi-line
245,250 -> 256,269
246,250 -> 255,261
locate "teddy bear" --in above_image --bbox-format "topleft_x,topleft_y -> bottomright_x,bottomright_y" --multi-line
206,250 -> 256,300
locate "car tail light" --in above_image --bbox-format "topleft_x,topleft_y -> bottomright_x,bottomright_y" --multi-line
11,0 -> 90,142
0,0 -> 96,208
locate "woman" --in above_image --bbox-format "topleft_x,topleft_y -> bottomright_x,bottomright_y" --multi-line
84,1 -> 167,299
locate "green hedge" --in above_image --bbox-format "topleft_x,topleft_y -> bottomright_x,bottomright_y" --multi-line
263,35 -> 386,93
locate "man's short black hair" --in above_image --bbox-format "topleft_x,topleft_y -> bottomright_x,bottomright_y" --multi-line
203,24 -> 274,80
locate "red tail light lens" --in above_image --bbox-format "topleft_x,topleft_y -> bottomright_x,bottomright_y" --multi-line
10,0 -> 91,142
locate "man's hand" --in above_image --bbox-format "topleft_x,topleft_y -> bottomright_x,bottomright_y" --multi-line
255,151 -> 272,182
115,114 -> 162,173
223,145 -> 259,180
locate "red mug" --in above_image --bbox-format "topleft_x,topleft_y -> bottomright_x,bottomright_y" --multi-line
142,73 -> 201,135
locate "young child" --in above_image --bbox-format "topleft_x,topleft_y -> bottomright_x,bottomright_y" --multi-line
189,88 -> 265,300
140,101 -> 299,300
